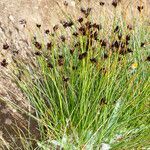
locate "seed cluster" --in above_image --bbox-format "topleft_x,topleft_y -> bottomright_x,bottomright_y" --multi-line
3,44 -> 9,50
1,59 -> 8,67
29,4 -> 148,73
1,1 -> 144,84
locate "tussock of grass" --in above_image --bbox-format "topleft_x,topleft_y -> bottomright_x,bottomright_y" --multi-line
1,1 -> 150,149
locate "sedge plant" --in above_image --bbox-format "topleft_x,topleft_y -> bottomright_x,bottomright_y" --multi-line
1,2 -> 150,150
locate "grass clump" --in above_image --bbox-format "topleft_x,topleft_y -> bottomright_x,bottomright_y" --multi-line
1,3 -> 150,150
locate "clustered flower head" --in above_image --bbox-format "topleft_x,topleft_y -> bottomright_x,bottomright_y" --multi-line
3,43 -> 9,50
1,59 -> 8,67
2,1 -> 146,82
29,2 -> 148,76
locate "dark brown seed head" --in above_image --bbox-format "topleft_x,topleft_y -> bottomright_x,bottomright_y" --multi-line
47,42 -> 52,50
118,57 -> 121,61
80,7 -> 86,14
90,58 -> 97,63
92,23 -> 97,28
79,26 -> 86,35
67,21 -> 74,27
85,8 -> 92,17
112,0 -> 118,7
90,30 -> 94,38
47,62 -> 53,68
63,76 -> 69,82
100,2 -> 105,6
104,53 -> 108,59
92,23 -> 102,30
114,26 -> 119,33
127,48 -> 133,53
146,56 -> 150,61
70,49 -> 75,55
126,35 -> 130,42
1,59 -> 8,67
79,52 -> 87,60
33,36 -> 36,40
86,21 -> 92,26
112,41 -> 120,48
119,48 -> 126,55
61,21 -> 68,28
87,8 -> 92,14
137,6 -> 144,12
100,98 -> 107,105
86,39 -> 90,51
36,24 -> 41,28
60,35 -> 66,42
34,51 -> 42,56
80,7 -> 92,17
59,55 -> 63,59
74,42 -> 80,47
127,24 -> 133,30
93,31 -> 98,40
58,58 -> 64,66
85,21 -> 92,29
141,42 -> 145,47
100,68 -> 107,75
3,44 -> 9,50
45,29 -> 50,34
100,39 -> 108,47
61,21 -> 73,28
34,42 -> 42,49
73,32 -> 78,37
64,1 -> 68,6
78,17 -> 84,23
53,25 -> 59,31
12,50 -> 19,55
126,41 -> 130,45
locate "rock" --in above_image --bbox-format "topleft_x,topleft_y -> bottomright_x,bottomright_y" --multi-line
5,118 -> 12,125
8,15 -> 15,22
65,0 -> 76,7
101,143 -> 111,150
